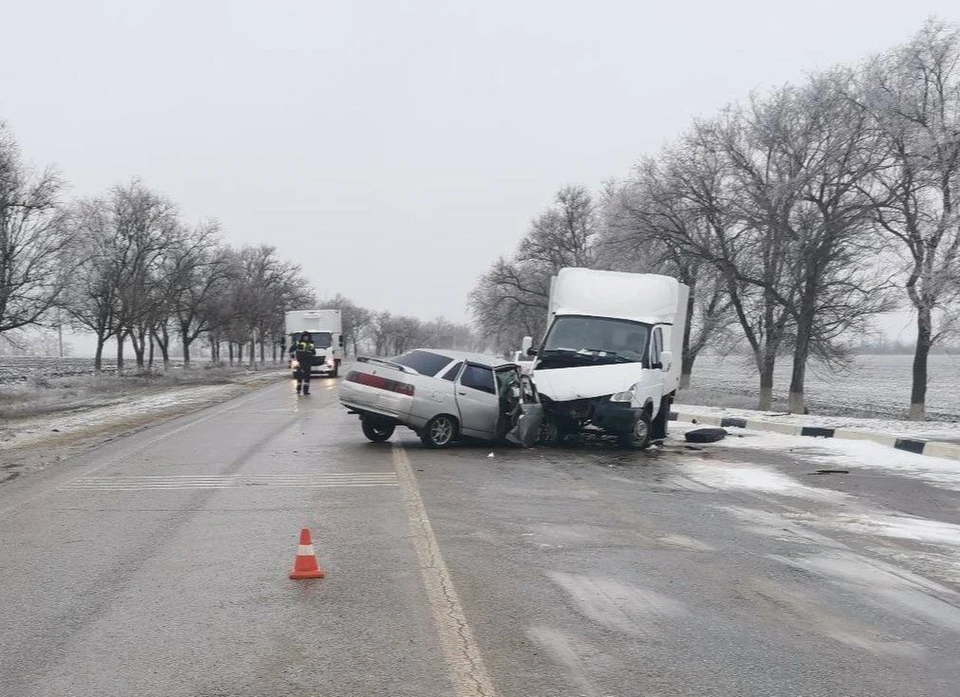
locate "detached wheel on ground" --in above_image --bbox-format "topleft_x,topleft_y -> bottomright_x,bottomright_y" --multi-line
619,411 -> 652,450
684,427 -> 727,444
361,419 -> 396,443
421,414 -> 458,448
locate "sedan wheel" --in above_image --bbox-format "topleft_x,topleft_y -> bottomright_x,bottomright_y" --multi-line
421,414 -> 457,448
362,420 -> 396,443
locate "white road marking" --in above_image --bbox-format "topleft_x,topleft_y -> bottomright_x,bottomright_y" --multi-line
391,445 -> 497,697
59,472 -> 397,491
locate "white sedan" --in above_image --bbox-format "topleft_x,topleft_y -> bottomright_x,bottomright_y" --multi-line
339,349 -> 543,448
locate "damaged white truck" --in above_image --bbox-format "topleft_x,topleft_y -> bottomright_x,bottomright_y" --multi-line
523,268 -> 689,450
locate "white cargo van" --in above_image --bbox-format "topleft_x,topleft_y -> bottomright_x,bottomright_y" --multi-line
524,268 -> 689,449
284,309 -> 344,377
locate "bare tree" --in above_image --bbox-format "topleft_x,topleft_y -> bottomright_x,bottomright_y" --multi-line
319,294 -> 371,356
596,178 -> 736,389
106,180 -> 180,371
778,71 -> 893,412
469,185 -> 598,352
0,123 -> 71,334
862,20 -> 960,420
162,221 -> 230,366
63,199 -> 120,370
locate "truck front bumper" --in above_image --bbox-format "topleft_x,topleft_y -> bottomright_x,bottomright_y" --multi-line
591,401 -> 642,433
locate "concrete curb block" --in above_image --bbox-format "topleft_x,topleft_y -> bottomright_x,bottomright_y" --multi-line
668,410 -> 960,463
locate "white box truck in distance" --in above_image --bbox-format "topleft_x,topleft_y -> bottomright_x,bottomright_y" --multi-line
524,268 -> 689,450
284,310 -> 344,377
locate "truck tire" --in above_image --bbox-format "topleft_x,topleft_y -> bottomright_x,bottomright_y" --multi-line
362,419 -> 395,443
684,427 -> 727,444
619,411 -> 652,450
421,414 -> 458,448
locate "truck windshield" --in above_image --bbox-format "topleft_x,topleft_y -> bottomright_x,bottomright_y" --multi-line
291,332 -> 332,349
539,316 -> 650,368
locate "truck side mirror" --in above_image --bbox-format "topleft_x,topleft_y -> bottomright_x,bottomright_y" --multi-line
521,336 -> 533,353
659,350 -> 673,372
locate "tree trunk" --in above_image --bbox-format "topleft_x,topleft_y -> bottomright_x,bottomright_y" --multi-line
132,329 -> 146,369
758,353 -> 776,411
788,309 -> 815,414
909,306 -> 933,421
117,333 -> 125,374
680,277 -> 695,390
680,353 -> 696,390
183,339 -> 192,368
228,343 -> 234,365
94,336 -> 106,372
148,336 -> 155,370
788,345 -> 808,415
237,343 -> 243,363
159,326 -> 170,370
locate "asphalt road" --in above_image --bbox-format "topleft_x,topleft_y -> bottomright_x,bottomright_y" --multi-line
2,377 -> 960,696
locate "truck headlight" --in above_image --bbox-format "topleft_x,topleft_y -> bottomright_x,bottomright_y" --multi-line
610,391 -> 634,403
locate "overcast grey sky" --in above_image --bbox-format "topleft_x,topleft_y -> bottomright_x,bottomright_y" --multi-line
2,0 -> 958,338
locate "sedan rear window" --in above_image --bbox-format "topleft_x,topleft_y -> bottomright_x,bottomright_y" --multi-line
392,350 -> 454,376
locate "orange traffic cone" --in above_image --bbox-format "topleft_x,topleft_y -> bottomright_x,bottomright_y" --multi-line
289,527 -> 325,580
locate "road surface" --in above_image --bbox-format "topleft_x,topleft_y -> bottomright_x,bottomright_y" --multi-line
2,377 -> 960,696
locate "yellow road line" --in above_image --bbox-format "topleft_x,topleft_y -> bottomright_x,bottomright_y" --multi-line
391,445 -> 497,697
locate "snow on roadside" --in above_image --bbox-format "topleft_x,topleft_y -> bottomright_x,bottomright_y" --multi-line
673,460 -> 846,502
677,403 -> 960,441
713,429 -> 960,492
0,385 -> 234,451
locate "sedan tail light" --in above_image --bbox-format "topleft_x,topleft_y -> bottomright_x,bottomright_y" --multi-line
345,371 -> 415,396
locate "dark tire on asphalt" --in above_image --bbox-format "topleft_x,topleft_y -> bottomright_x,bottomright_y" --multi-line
361,419 -> 396,443
421,414 -> 458,448
619,410 -> 652,450
684,427 -> 727,444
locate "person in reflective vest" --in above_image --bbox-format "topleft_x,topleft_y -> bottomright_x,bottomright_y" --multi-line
289,331 -> 316,395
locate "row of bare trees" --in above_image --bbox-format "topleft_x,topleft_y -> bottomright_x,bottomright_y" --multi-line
0,126 -> 316,371
67,182 -> 318,371
471,20 -> 960,420
1,123 -> 480,370
318,294 -> 480,356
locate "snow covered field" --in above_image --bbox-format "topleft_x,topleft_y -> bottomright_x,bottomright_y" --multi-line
0,357 -> 121,384
685,354 -> 960,421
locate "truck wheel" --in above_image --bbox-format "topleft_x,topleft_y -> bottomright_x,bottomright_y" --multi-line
538,418 -> 563,446
362,419 -> 395,443
421,414 -> 457,448
619,411 -> 652,450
